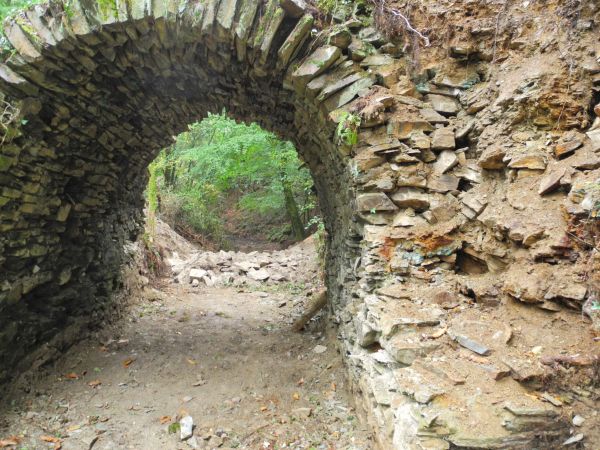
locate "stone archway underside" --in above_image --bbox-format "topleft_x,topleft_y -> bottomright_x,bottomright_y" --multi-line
1,0 -> 599,448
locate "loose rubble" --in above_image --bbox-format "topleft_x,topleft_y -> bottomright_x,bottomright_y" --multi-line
169,235 -> 318,289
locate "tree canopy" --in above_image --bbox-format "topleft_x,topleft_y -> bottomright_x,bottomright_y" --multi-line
149,112 -> 318,248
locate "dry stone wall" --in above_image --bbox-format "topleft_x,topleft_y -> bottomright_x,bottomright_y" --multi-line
0,0 -> 358,388
1,0 -> 599,448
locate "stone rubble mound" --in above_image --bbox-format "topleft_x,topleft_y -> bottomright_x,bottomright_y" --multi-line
168,237 -> 318,288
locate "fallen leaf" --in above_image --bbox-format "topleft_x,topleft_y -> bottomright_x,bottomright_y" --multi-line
186,358 -> 197,365
192,379 -> 206,387
159,416 -> 172,424
260,406 -> 268,412
292,393 -> 300,401
88,380 -> 102,388
296,378 -> 304,386
331,382 -> 337,391
122,358 -> 135,368
67,424 -> 81,432
64,373 -> 79,380
0,436 -> 21,447
40,435 -> 61,444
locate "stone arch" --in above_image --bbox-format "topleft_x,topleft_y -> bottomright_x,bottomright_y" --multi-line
2,0 -> 599,448
0,0 -> 363,382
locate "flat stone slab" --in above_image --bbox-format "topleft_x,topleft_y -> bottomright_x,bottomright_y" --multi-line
291,45 -> 341,87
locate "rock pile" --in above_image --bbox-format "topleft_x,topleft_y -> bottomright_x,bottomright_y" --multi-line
168,237 -> 319,288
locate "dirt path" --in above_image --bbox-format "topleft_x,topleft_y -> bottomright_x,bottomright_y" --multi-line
0,240 -> 373,449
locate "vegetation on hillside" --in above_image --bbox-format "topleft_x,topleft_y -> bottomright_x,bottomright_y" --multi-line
0,0 -> 41,32
148,112 -> 319,249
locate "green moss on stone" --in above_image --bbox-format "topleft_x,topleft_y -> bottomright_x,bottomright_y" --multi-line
0,155 -> 16,172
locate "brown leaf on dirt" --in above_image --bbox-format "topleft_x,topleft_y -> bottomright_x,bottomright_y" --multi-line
88,380 -> 102,388
41,435 -> 62,448
64,372 -> 79,380
159,416 -> 172,424
122,358 -> 135,368
0,436 -> 21,447
296,378 -> 304,386
331,382 -> 337,391
260,406 -> 268,412
292,392 -> 300,401
186,358 -> 198,365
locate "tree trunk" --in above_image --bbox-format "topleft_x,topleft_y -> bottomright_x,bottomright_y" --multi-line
164,146 -> 176,188
282,179 -> 305,241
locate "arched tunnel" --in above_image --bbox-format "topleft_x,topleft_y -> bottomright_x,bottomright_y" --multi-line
1,0 -> 599,448
0,0 -> 359,382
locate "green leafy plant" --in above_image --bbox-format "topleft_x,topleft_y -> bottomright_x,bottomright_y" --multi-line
335,112 -> 361,146
167,423 -> 180,434
146,159 -> 159,236
0,0 -> 44,40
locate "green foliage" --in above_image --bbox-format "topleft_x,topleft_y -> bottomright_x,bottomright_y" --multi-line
315,0 -> 370,20
0,0 -> 45,59
146,159 -> 159,236
335,112 -> 361,146
97,0 -> 118,16
167,423 -> 180,434
150,112 -> 318,246
0,0 -> 42,34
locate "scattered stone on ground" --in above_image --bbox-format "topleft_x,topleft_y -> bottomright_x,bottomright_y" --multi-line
169,233 -> 320,290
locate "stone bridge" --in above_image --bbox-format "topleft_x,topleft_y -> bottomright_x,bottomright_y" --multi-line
1,0 -> 599,448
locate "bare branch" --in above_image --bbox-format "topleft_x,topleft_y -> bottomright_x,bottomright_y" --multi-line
0,99 -> 19,145
372,0 -> 430,47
